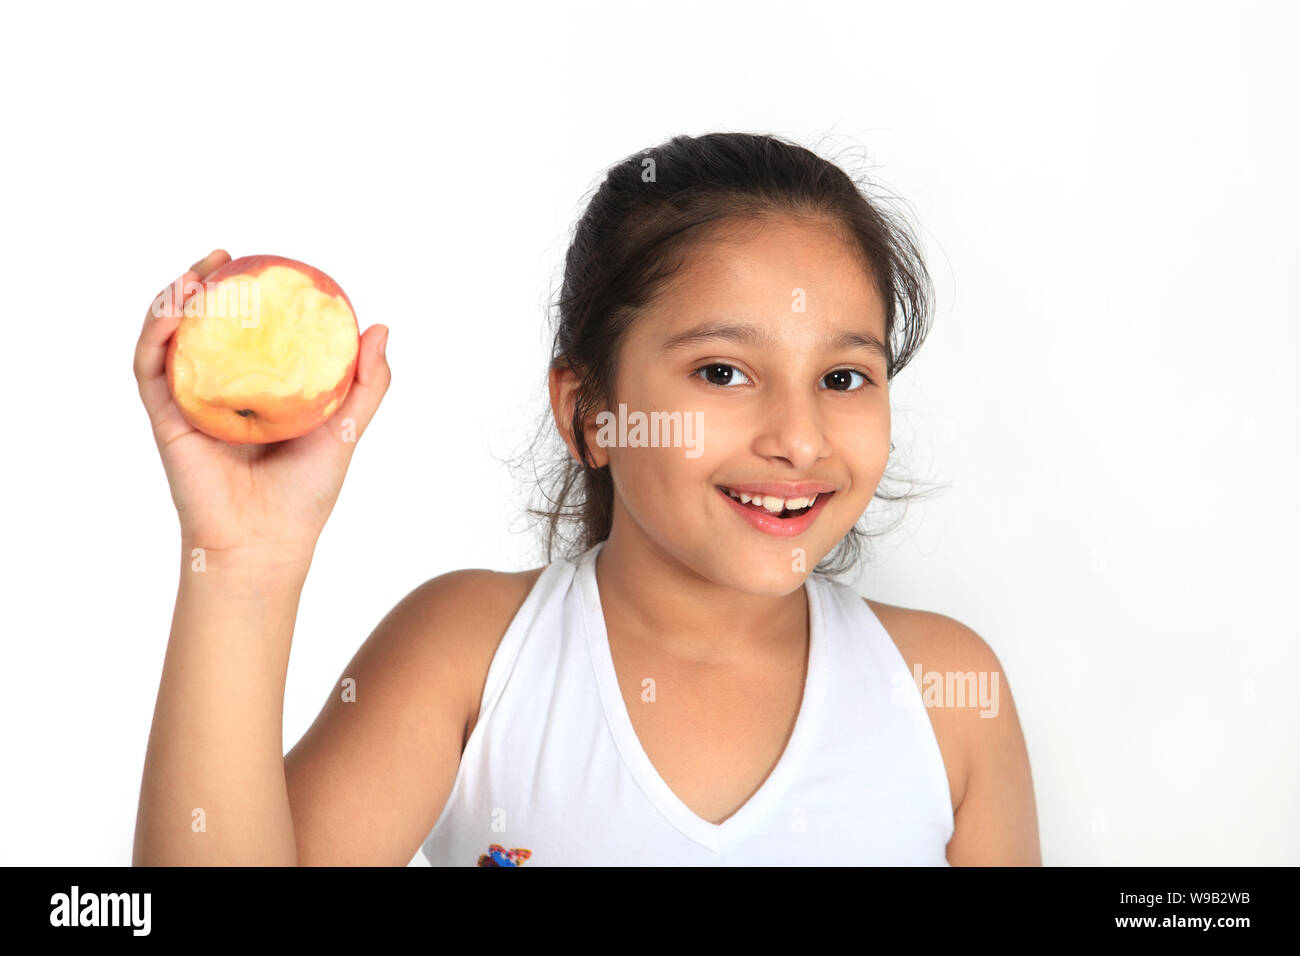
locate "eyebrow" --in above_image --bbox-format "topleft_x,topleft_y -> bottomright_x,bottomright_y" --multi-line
659,321 -> 889,363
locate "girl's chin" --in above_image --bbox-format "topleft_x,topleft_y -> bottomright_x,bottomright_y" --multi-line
700,547 -> 828,587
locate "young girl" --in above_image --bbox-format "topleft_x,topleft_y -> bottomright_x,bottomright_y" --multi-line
132,132 -> 1040,866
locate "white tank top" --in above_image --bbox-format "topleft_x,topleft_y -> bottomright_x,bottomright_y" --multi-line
421,540 -> 954,866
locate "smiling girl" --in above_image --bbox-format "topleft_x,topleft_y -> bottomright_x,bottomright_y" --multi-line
133,132 -> 1040,866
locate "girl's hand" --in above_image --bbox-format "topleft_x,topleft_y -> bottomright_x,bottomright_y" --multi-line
134,249 -> 391,561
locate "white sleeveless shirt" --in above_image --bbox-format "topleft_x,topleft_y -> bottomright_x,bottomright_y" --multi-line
421,540 -> 954,866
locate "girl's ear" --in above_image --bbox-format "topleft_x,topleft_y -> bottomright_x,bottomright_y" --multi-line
548,363 -> 609,470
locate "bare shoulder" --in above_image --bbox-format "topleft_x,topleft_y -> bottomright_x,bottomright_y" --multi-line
864,599 -> 1005,688
863,599 -> 982,811
361,565 -> 546,730
863,598 -> 1041,865
438,566 -> 547,743
399,565 -> 547,735
283,564 -> 545,866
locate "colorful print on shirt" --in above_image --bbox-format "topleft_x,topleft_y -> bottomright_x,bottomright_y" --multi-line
477,844 -> 532,867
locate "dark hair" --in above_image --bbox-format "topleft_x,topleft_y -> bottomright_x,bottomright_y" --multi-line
510,131 -> 940,579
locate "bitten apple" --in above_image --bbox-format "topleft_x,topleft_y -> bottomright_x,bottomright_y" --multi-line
165,255 -> 360,444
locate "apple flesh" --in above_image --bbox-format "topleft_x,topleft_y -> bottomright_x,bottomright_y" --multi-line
165,255 -> 360,444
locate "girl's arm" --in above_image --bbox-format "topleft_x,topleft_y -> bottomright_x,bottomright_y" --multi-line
282,569 -> 531,866
131,249 -> 391,865
133,543 -> 312,864
933,617 -> 1042,866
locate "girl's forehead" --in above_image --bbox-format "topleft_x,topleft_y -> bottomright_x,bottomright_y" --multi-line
666,221 -> 879,298
635,245 -> 887,339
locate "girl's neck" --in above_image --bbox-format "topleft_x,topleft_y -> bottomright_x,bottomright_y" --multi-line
594,528 -> 809,663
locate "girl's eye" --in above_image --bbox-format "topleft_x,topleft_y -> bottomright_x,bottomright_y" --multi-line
821,368 -> 872,392
694,363 -> 751,387
692,364 -> 874,391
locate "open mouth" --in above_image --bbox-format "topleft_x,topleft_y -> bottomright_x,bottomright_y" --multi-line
715,485 -> 824,519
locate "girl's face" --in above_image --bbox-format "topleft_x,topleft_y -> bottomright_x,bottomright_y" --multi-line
560,214 -> 892,596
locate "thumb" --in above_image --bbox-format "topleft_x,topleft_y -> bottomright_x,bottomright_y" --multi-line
329,324 -> 390,443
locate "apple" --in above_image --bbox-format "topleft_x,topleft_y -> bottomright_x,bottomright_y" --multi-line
165,254 -> 360,444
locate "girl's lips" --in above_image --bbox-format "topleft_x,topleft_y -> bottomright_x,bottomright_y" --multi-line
715,484 -> 834,537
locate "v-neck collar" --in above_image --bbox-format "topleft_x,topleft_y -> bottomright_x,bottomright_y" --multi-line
576,540 -> 829,855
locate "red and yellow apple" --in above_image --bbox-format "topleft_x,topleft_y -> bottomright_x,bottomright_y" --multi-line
165,254 -> 360,444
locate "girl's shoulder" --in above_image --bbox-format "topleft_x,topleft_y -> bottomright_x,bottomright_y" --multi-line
864,597 -> 1040,863
426,566 -> 548,747
418,564 -> 549,651
862,599 -> 1002,680
861,599 -> 1012,815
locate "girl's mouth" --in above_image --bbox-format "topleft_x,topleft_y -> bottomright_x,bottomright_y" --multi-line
714,485 -> 834,537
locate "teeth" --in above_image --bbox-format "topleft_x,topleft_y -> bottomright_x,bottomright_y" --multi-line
722,487 -> 820,512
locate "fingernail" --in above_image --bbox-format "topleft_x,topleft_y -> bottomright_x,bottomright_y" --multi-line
380,328 -> 389,356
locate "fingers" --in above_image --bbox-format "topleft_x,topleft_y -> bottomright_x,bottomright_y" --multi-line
137,250 -> 230,367
135,250 -> 231,422
328,324 -> 391,445
139,249 -> 231,335
190,249 -> 231,277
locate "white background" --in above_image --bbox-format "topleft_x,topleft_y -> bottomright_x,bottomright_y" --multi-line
1,0 -> 1295,866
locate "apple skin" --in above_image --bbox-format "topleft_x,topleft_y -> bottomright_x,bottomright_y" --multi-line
165,255 -> 360,444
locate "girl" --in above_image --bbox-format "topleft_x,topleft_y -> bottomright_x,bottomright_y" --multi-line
132,132 -> 1040,866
